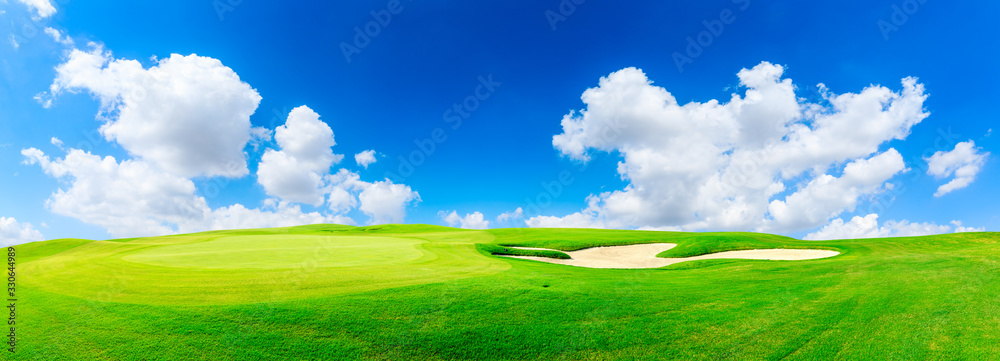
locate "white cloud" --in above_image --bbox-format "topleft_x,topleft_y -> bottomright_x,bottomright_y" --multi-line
764,149 -> 906,232
951,220 -> 985,233
525,196 -> 613,229
273,106 -> 342,169
355,150 -> 377,168
925,140 -> 989,197
524,214 -> 609,229
22,143 -> 412,235
21,147 -> 345,237
323,169 -> 381,218
496,207 -> 524,223
248,126 -> 272,151
28,44 -> 420,235
50,137 -> 63,147
326,186 -> 357,214
805,213 -> 970,240
17,0 -> 56,19
22,147 -> 210,236
358,180 -> 420,224
257,106 -> 343,206
208,199 -> 354,230
44,27 -> 74,46
324,169 -> 417,224
257,150 -> 326,205
47,45 -> 262,178
804,214 -> 886,240
440,211 -> 490,229
27,43 -> 419,235
9,35 -> 19,50
533,62 -> 929,233
884,219 -> 953,237
252,108 -> 419,224
637,225 -> 683,232
1,217 -> 44,246
253,109 -> 419,223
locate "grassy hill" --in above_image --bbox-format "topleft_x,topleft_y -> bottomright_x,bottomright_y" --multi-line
10,225 -> 1000,360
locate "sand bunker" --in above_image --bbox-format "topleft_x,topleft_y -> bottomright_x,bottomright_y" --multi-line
500,243 -> 839,269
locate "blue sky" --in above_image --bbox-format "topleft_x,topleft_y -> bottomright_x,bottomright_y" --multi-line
1,0 -> 997,243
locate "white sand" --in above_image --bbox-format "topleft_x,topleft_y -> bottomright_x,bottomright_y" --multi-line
500,243 -> 839,269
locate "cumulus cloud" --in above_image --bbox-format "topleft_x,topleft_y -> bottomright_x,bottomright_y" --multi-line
324,168 -> 365,213
805,213 -> 977,240
257,106 -> 343,205
208,199 -> 354,230
44,27 -> 74,46
257,149 -> 326,205
925,140 -> 989,197
22,147 -> 210,236
804,214 -> 884,240
325,187 -> 357,214
764,149 -> 906,232
18,0 -> 56,19
47,44 -> 262,178
21,147 -> 344,237
951,220 -> 985,233
355,150 -> 377,168
525,196 -> 612,229
255,107 -> 418,224
21,141 -> 412,236
525,214 -> 607,229
324,169 -> 419,224
440,211 -> 490,229
358,180 -> 420,224
496,207 -> 524,223
26,42 -> 422,236
883,220 -> 953,237
534,62 -> 929,233
273,106 -> 343,170
248,126 -> 272,151
1,217 -> 44,246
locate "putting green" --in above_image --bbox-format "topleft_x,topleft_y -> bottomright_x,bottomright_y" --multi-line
19,227 -> 511,305
123,235 -> 425,269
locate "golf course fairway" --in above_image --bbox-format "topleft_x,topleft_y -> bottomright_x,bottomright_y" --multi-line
10,224 -> 1000,360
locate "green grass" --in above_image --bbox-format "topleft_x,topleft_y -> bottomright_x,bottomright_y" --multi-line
122,235 -> 426,269
10,225 -> 1000,360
